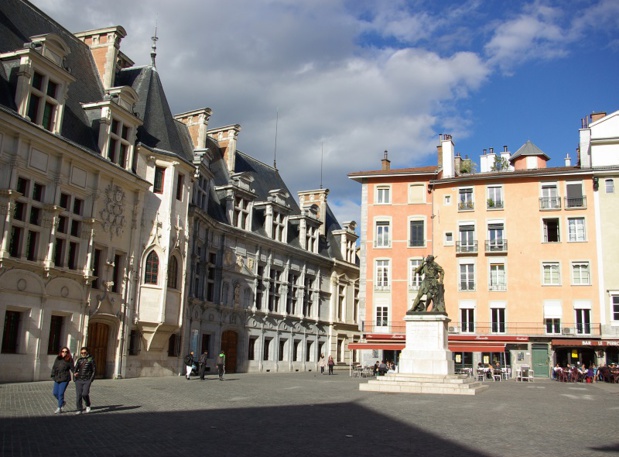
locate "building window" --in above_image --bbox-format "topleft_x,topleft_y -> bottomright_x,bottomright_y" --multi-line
337,285 -> 345,321
565,181 -> 584,208
545,318 -> 561,334
567,217 -> 586,242
303,275 -> 315,317
542,218 -> 560,243
375,259 -> 390,290
167,256 -> 179,289
376,306 -> 388,328
107,118 -> 132,167
409,220 -> 425,247
55,192 -> 83,270
91,248 -> 103,289
458,224 -> 476,253
154,167 -> 165,193
206,252 -> 217,302
375,221 -> 390,248
268,269 -> 282,312
571,262 -> 590,285
2,310 -> 21,354
248,337 -> 257,361
575,308 -> 591,335
444,232 -> 454,245
540,183 -> 560,209
612,296 -> 619,321
487,186 -> 504,209
11,177 -> 45,260
461,308 -> 475,333
542,262 -> 560,285
487,223 -> 505,251
272,211 -> 285,242
129,330 -> 141,355
444,195 -> 451,205
47,315 -> 63,354
376,186 -> 390,204
491,308 -> 506,333
408,184 -> 425,203
176,174 -> 184,201
279,339 -> 286,361
409,259 -> 423,290
168,334 -> 180,356
263,338 -> 272,361
605,179 -> 614,194
489,263 -> 506,291
293,340 -> 301,362
144,251 -> 159,284
112,253 -> 123,293
459,263 -> 475,291
233,196 -> 250,229
458,188 -> 474,210
287,272 -> 299,315
27,71 -> 60,131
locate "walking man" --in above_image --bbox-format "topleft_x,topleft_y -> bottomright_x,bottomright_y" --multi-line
216,350 -> 226,381
74,347 -> 96,415
198,350 -> 208,380
184,351 -> 194,380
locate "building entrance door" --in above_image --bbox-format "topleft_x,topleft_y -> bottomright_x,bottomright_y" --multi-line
221,330 -> 238,373
87,322 -> 109,379
532,344 -> 549,378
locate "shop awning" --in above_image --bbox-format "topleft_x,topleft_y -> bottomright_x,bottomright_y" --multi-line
348,342 -> 405,350
449,343 -> 506,353
551,339 -> 619,347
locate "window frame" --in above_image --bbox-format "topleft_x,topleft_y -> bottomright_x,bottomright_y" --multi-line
375,186 -> 391,204
571,261 -> 590,286
542,262 -> 561,286
375,259 -> 390,290
375,220 -> 391,248
408,218 -> 425,248
144,251 -> 160,285
567,217 -> 586,242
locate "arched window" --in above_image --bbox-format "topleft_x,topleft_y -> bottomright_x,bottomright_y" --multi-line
144,251 -> 159,284
167,256 -> 178,289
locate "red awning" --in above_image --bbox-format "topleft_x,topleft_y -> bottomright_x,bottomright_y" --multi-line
449,343 -> 505,353
348,342 -> 405,350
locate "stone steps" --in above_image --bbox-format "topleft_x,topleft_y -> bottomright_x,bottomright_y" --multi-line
360,373 -> 489,395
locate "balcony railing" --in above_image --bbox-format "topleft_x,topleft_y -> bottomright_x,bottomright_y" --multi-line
458,201 -> 475,211
456,241 -> 478,254
564,196 -> 587,209
539,197 -> 561,210
486,199 -> 504,210
361,321 -> 601,338
485,240 -> 508,253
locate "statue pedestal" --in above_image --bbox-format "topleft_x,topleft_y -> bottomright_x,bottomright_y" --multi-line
359,312 -> 487,395
398,313 -> 454,375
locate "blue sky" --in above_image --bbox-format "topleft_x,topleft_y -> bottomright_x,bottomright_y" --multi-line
31,0 -> 619,225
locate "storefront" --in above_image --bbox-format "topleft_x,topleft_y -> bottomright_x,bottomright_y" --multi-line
551,339 -> 619,367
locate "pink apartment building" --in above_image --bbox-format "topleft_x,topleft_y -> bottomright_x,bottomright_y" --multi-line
350,119 -> 618,377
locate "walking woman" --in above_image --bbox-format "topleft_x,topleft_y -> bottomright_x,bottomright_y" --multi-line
74,346 -> 96,414
51,346 -> 74,414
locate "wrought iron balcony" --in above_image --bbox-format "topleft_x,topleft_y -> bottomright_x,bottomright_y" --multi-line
564,196 -> 586,209
456,241 -> 478,254
539,197 -> 561,210
485,240 -> 508,253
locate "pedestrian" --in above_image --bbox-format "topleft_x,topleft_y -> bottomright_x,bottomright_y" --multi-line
328,355 -> 335,375
318,354 -> 326,375
73,346 -> 95,415
51,346 -> 73,414
184,351 -> 194,380
216,350 -> 225,380
198,350 -> 208,380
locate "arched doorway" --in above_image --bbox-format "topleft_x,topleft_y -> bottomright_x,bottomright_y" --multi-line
221,330 -> 238,373
87,322 -> 109,379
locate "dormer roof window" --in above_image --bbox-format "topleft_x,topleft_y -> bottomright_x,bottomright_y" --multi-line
1,33 -> 75,133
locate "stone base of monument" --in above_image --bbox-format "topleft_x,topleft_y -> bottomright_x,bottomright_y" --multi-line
360,312 -> 488,395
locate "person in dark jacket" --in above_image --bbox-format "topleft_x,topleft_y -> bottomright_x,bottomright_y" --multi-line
216,350 -> 225,381
184,351 -> 194,380
51,346 -> 74,414
198,351 -> 208,380
73,347 -> 96,414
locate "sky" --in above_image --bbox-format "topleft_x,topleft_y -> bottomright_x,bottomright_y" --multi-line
30,0 -> 619,227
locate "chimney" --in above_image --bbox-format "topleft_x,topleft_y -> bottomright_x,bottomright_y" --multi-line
207,124 -> 241,174
174,108 -> 212,149
298,189 -> 329,235
440,134 -> 455,178
590,112 -> 607,123
75,26 -> 128,89
565,153 -> 571,167
381,150 -> 390,171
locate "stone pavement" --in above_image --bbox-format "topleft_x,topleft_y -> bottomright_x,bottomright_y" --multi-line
1,372 -> 618,457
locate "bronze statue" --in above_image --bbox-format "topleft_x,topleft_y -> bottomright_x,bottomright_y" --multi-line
408,255 -> 446,314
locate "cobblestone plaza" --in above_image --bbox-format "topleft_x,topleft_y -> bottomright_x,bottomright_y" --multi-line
1,373 -> 618,457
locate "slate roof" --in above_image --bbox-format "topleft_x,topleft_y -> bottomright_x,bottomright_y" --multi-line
510,140 -> 550,161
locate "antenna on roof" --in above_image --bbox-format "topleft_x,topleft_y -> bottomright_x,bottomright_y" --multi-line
320,142 -> 324,189
150,21 -> 158,68
273,109 -> 279,169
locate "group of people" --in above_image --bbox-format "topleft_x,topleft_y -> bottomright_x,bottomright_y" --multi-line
318,354 -> 335,375
553,362 -> 619,383
183,350 -> 227,381
373,360 -> 396,376
50,346 -> 96,415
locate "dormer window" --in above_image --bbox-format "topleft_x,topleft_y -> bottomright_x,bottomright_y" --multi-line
272,210 -> 285,242
27,71 -> 60,131
1,33 -> 74,134
233,196 -> 250,230
107,118 -> 132,167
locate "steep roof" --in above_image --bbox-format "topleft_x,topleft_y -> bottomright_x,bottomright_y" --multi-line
510,140 -> 550,162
